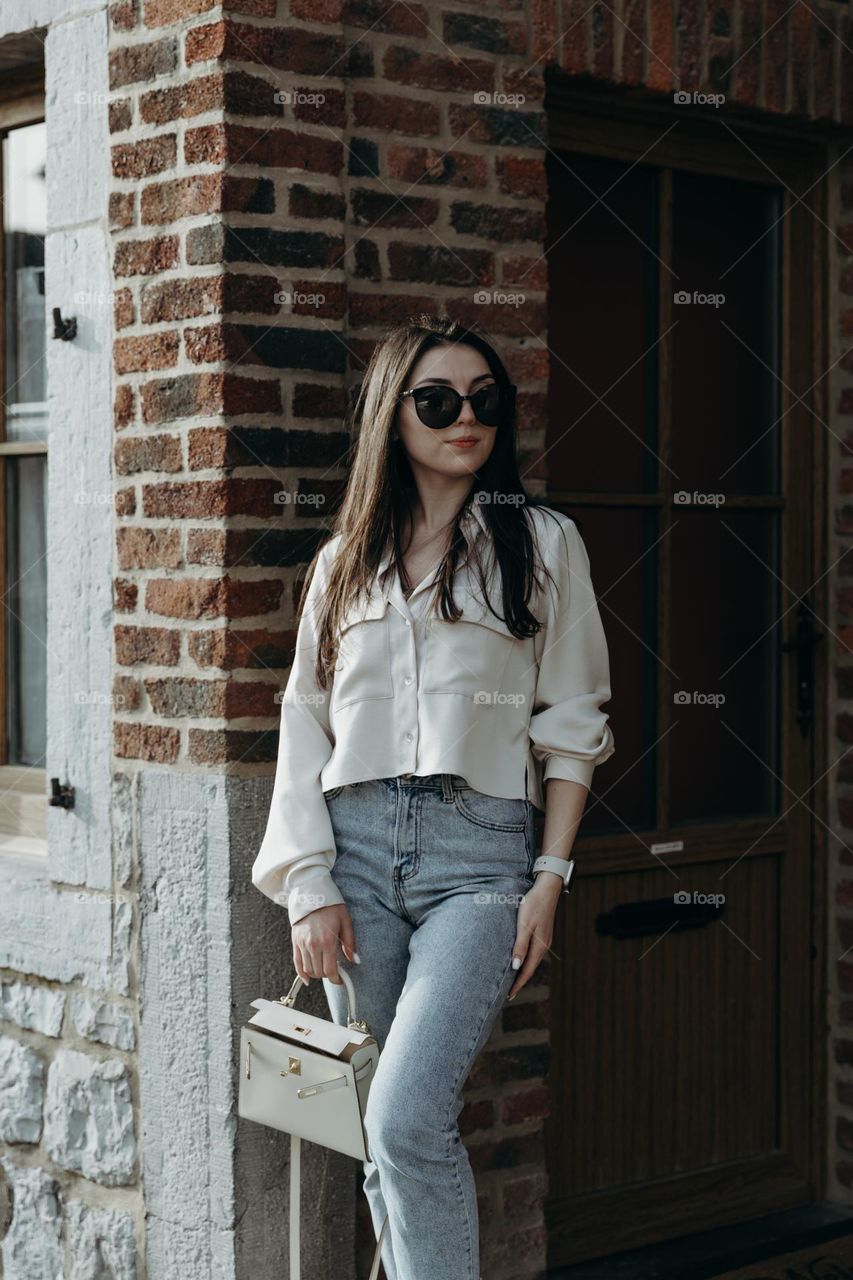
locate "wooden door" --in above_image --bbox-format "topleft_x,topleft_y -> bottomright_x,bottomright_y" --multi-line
542,95 -> 829,1266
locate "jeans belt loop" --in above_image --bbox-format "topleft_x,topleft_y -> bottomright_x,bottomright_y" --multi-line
440,773 -> 455,803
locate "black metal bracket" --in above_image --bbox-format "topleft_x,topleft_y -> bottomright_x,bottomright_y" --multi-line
49,777 -> 75,810
52,307 -> 77,341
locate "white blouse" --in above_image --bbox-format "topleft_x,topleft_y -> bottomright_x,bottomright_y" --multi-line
252,502 -> 615,924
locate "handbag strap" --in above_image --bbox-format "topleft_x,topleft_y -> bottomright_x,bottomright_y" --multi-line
290,1133 -> 389,1280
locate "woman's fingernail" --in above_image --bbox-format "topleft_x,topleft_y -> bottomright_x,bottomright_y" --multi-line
353,951 -> 361,964
511,956 -> 521,970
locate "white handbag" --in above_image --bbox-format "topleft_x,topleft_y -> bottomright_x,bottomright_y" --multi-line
238,970 -> 389,1280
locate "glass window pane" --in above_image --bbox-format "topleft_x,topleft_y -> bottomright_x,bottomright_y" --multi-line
4,121 -> 46,445
5,454 -> 47,768
545,151 -> 660,494
669,508 -> 780,824
670,171 -> 782,494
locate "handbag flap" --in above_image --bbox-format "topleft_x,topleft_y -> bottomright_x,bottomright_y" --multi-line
247,998 -> 371,1058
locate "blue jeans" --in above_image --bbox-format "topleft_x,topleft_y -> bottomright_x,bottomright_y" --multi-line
320,773 -> 536,1280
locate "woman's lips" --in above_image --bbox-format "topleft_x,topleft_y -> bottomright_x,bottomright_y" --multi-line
447,437 -> 479,448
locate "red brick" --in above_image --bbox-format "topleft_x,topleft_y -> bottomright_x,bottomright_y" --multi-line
114,288 -> 135,330
117,526 -> 183,570
188,627 -> 295,670
353,90 -> 440,137
386,143 -> 487,189
114,331 -> 180,374
109,36 -> 178,89
115,624 -> 181,666
185,19 -> 346,74
114,721 -> 181,762
115,433 -> 183,474
184,122 -> 342,175
383,45 -> 495,94
141,173 -> 274,224
114,384 -> 135,430
109,191 -> 135,230
145,575 -> 283,620
111,133 -> 177,179
140,373 -> 281,424
114,235 -> 179,278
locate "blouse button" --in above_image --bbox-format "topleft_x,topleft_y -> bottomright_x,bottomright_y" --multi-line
404,676 -> 413,685
405,732 -> 414,742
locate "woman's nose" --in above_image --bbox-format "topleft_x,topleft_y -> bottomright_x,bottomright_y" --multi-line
455,396 -> 476,426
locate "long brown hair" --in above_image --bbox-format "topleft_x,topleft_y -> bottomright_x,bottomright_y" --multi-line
301,315 -> 563,688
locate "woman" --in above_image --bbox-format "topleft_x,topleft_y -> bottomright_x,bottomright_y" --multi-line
252,315 -> 615,1280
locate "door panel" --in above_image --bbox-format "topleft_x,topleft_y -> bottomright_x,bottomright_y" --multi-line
543,105 -> 825,1266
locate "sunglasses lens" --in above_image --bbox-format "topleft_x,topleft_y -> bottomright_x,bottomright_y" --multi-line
413,386 -> 459,429
470,384 -> 503,426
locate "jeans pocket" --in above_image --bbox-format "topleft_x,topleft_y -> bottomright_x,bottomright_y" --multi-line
324,785 -> 345,800
453,788 -> 530,832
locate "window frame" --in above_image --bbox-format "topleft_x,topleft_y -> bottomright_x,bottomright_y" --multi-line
0,72 -> 47,852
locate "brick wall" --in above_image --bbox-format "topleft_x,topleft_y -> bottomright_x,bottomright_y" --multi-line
106,0 -> 852,1275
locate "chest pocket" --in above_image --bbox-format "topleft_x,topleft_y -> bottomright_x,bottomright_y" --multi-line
332,590 -> 393,710
421,599 -> 521,704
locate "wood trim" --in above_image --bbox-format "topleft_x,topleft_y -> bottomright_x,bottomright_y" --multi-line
0,89 -> 43,131
0,442 -> 48,456
807,140 -> 830,1203
545,1151 -> 810,1263
544,78 -> 838,184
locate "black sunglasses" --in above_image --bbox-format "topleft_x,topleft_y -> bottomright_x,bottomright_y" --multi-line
399,382 -> 516,430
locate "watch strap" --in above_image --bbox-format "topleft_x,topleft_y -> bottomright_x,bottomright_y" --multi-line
532,855 -> 575,893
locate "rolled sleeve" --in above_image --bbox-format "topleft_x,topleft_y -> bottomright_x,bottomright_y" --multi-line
528,515 -> 615,790
251,539 -> 347,924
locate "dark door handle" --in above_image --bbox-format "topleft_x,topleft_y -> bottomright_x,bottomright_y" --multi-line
781,593 -> 824,738
596,895 -> 724,939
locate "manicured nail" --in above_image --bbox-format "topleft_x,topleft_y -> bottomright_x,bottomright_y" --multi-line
511,956 -> 521,970
353,951 -> 361,964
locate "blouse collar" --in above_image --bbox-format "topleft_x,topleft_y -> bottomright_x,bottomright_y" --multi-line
376,498 -> 490,578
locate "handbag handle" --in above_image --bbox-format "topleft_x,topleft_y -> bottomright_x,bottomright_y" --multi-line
280,968 -> 370,1033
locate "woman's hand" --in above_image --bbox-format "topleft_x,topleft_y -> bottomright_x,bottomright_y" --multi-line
292,903 -> 358,986
508,875 -> 562,1000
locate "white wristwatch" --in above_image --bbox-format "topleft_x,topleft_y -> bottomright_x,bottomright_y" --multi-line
532,855 -> 575,893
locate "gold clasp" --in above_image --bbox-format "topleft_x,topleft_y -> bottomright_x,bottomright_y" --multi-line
280,1056 -> 301,1076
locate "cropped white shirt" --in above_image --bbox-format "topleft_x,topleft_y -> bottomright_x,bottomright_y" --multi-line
252,502 -> 615,924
